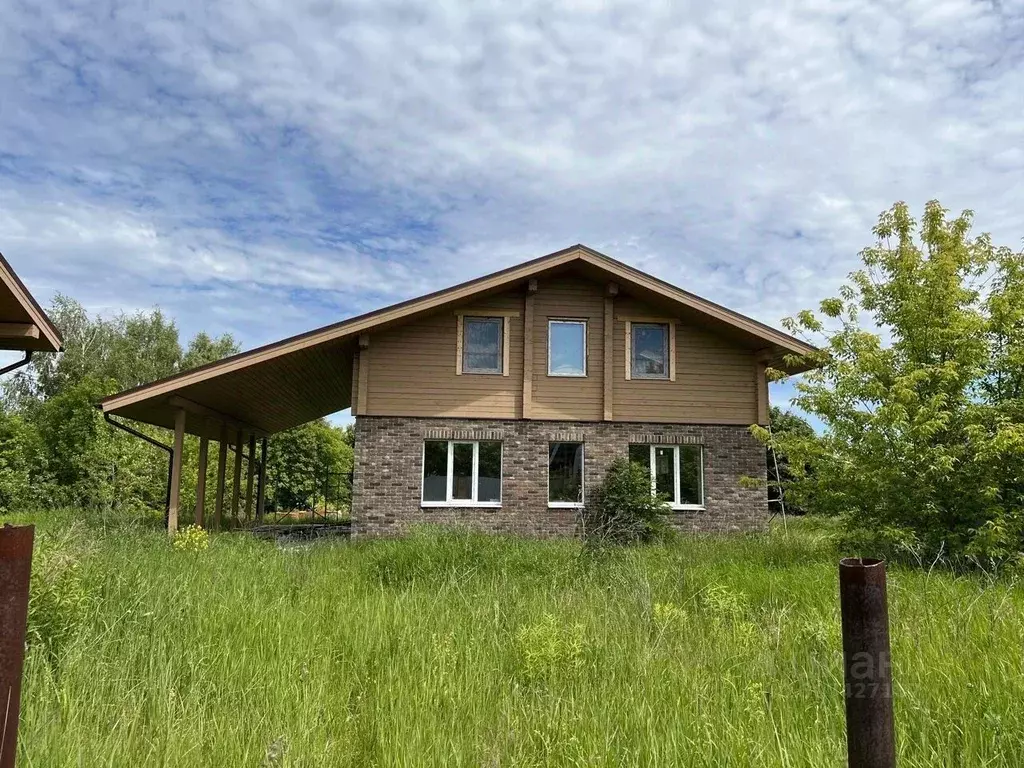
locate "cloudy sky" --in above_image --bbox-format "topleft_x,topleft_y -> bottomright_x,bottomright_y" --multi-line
2,0 -> 1023,419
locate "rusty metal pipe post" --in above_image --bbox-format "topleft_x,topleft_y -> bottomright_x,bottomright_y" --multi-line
1,524 -> 34,768
839,557 -> 896,768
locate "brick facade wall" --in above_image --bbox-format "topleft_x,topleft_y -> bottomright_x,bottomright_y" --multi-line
351,416 -> 768,538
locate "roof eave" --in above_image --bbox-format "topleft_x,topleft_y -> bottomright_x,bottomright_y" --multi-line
101,244 -> 823,418
0,252 -> 63,353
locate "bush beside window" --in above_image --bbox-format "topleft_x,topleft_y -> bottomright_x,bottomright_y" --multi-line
581,458 -> 671,545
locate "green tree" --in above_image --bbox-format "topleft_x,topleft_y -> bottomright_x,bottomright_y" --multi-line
182,332 -> 241,370
341,423 -> 355,451
21,295 -> 176,400
266,419 -> 353,513
0,296 -> 241,517
766,406 -> 817,514
0,409 -> 47,512
9,295 -> 238,404
757,201 -> 1024,560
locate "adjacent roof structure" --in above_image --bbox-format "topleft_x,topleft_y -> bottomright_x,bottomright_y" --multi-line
0,252 -> 62,353
100,245 -> 817,438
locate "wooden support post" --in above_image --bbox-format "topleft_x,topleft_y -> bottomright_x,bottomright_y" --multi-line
256,438 -> 268,522
168,408 -> 186,536
244,433 -> 256,522
231,429 -> 244,524
215,424 -> 228,531
357,334 -> 370,416
754,349 -> 772,426
195,436 -> 209,527
603,291 -> 615,421
351,352 -> 360,416
522,281 -> 536,418
756,361 -> 769,425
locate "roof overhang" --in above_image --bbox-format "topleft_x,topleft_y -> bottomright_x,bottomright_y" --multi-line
0,252 -> 62,352
101,245 -> 819,438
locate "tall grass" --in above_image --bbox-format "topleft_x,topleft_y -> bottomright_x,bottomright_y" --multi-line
11,514 -> 1024,766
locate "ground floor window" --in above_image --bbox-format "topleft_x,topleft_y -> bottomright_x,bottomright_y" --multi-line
548,442 -> 584,507
422,440 -> 502,506
628,444 -> 704,509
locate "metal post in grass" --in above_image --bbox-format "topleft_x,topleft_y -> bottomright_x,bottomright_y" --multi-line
0,524 -> 34,768
839,557 -> 896,768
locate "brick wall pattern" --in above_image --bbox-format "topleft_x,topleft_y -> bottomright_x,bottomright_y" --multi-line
351,416 -> 767,537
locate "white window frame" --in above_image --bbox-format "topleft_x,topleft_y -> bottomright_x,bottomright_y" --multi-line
635,444 -> 704,510
421,440 -> 502,507
461,316 -> 505,375
547,441 -> 585,509
547,319 -> 588,377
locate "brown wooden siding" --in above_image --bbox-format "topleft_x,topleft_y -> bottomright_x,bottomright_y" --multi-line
362,272 -> 760,425
612,295 -> 758,424
530,277 -> 605,421
364,292 -> 524,418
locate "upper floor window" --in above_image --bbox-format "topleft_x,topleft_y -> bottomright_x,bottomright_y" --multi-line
462,317 -> 504,374
630,322 -> 670,379
548,319 -> 587,377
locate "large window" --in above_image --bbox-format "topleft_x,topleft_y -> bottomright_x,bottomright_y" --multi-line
548,320 -> 587,376
548,442 -> 584,507
422,440 -> 502,506
628,444 -> 703,509
462,317 -> 504,374
631,322 -> 670,379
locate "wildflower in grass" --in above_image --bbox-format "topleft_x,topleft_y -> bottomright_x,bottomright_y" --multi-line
793,614 -> 841,650
515,613 -> 586,681
701,584 -> 747,619
695,585 -> 764,649
652,601 -> 688,632
28,527 -> 97,669
263,736 -> 287,767
432,631 -> 458,673
733,619 -> 761,647
742,681 -> 770,724
984,711 -> 1003,735
172,525 -> 209,553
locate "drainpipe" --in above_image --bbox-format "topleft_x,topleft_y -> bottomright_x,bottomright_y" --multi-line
102,412 -> 173,526
0,350 -> 32,377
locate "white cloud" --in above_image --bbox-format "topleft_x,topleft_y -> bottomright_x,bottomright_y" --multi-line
2,0 -> 1024,415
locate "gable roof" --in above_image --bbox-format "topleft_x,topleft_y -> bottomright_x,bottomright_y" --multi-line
0,252 -> 62,352
100,245 -> 818,438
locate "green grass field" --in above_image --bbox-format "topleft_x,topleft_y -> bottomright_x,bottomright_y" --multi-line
11,513 -> 1024,766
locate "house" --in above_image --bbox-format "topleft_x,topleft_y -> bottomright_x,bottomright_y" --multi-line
100,245 -> 817,536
